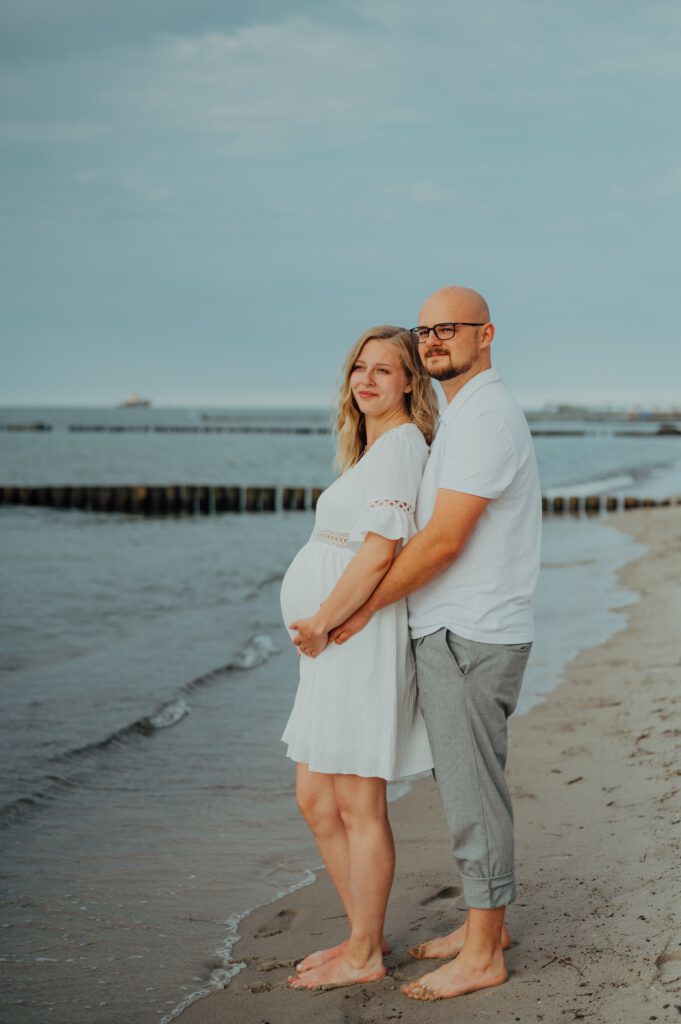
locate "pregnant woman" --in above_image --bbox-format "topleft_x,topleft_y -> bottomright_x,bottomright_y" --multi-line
280,324 -> 439,990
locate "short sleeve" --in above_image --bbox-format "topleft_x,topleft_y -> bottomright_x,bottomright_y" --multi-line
347,429 -> 428,551
438,413 -> 518,499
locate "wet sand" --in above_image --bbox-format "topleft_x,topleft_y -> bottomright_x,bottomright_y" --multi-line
177,507 -> 681,1024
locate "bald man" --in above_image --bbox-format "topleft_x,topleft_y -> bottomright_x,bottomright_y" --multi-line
332,286 -> 542,1001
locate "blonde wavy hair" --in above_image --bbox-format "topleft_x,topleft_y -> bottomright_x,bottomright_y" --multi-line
334,325 -> 439,474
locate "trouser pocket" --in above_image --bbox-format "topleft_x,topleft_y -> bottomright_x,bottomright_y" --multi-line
444,628 -> 472,675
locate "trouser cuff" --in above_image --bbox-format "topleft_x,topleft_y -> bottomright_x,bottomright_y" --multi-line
460,870 -> 516,909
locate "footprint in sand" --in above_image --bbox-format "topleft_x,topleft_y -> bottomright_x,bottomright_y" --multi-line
258,957 -> 297,971
244,980 -> 272,994
655,942 -> 681,993
255,908 -> 298,938
420,886 -> 461,906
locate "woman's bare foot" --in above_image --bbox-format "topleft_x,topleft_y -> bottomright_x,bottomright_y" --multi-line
402,948 -> 508,1001
296,937 -> 391,973
409,922 -> 511,960
288,951 -> 386,990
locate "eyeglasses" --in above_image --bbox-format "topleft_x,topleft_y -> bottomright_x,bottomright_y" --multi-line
410,322 -> 485,344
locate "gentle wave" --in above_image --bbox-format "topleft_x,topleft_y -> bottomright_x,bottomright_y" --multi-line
0,633 -> 279,825
148,696 -> 191,730
231,634 -> 277,670
542,455 -> 681,500
543,472 -> 636,498
158,869 -> 318,1024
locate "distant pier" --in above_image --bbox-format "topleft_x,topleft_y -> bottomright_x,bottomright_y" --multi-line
1,422 -> 680,437
1,486 -> 679,517
0,422 -> 330,435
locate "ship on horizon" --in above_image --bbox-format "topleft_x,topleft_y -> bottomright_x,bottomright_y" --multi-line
118,392 -> 152,408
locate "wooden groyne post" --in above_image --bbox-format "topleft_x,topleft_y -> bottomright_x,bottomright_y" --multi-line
0,485 -> 326,515
1,487 -> 679,516
540,494 -> 676,515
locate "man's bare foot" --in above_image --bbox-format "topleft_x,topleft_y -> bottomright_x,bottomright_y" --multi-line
409,922 -> 511,960
402,949 -> 508,1001
288,952 -> 386,990
296,937 -> 391,973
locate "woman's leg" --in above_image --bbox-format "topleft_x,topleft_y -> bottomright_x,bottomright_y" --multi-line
336,775 -> 395,967
293,763 -> 353,968
295,763 -> 392,972
290,774 -> 394,989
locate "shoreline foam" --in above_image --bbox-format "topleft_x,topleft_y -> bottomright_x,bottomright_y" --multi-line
158,869 -> 318,1024
175,507 -> 681,1024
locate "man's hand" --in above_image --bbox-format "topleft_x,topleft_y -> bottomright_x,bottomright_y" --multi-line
328,602 -> 374,645
290,613 -> 329,659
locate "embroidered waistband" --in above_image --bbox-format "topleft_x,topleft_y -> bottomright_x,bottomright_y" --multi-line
311,527 -> 350,548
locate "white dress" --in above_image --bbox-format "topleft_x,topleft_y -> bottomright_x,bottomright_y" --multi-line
280,423 -> 434,780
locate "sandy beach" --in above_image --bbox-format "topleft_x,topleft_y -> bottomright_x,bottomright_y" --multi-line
176,507 -> 681,1024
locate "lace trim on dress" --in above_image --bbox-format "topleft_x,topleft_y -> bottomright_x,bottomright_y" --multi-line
368,498 -> 415,514
312,527 -> 350,548
312,501 -> 414,550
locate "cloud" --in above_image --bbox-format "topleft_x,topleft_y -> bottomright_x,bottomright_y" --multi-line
0,121 -> 108,145
1,0 -> 680,406
650,163 -> 681,199
3,1 -> 678,167
0,13 -> 416,167
380,182 -> 457,205
115,17 -> 417,153
72,168 -> 176,202
0,0 -> 328,60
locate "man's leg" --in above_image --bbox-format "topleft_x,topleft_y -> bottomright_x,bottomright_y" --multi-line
409,910 -> 511,960
404,907 -> 508,1000
405,628 -> 530,1000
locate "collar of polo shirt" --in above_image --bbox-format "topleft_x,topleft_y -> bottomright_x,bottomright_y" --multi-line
439,367 -> 502,423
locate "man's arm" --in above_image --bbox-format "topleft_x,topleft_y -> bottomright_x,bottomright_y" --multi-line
288,532 -> 398,655
331,488 -> 489,643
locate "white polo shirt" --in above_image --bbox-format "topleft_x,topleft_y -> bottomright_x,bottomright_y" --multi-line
408,368 -> 541,644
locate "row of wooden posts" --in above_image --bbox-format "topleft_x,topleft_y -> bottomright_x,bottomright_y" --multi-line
0,485 -> 317,514
0,486 -> 679,516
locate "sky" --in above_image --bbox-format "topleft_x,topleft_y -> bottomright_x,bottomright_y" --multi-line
1,0 -> 680,409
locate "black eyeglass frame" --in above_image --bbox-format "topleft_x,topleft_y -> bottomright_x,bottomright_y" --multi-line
410,322 -> 485,343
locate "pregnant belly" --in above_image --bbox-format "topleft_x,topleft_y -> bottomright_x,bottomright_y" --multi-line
280,542 -> 348,634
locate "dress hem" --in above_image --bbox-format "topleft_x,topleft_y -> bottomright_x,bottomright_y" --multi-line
282,742 -> 433,783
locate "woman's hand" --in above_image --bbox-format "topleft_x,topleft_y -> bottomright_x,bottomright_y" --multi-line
290,612 -> 329,659
328,602 -> 374,645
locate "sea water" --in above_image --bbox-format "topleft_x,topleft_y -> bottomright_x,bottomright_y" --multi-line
0,406 -> 675,1023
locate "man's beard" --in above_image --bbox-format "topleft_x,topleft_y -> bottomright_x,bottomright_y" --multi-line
425,354 -> 474,381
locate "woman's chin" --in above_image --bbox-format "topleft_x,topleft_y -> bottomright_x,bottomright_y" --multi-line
354,399 -> 376,415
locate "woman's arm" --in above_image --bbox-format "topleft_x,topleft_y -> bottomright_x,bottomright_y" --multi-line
289,532 -> 399,656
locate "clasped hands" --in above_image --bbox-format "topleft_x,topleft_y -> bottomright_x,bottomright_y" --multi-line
290,603 -> 373,658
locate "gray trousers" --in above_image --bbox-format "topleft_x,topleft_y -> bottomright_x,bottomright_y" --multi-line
413,628 -> 531,909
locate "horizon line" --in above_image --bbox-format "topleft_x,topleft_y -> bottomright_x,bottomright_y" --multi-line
2,401 -> 681,414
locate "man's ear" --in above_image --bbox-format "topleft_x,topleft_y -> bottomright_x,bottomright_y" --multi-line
480,323 -> 495,350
